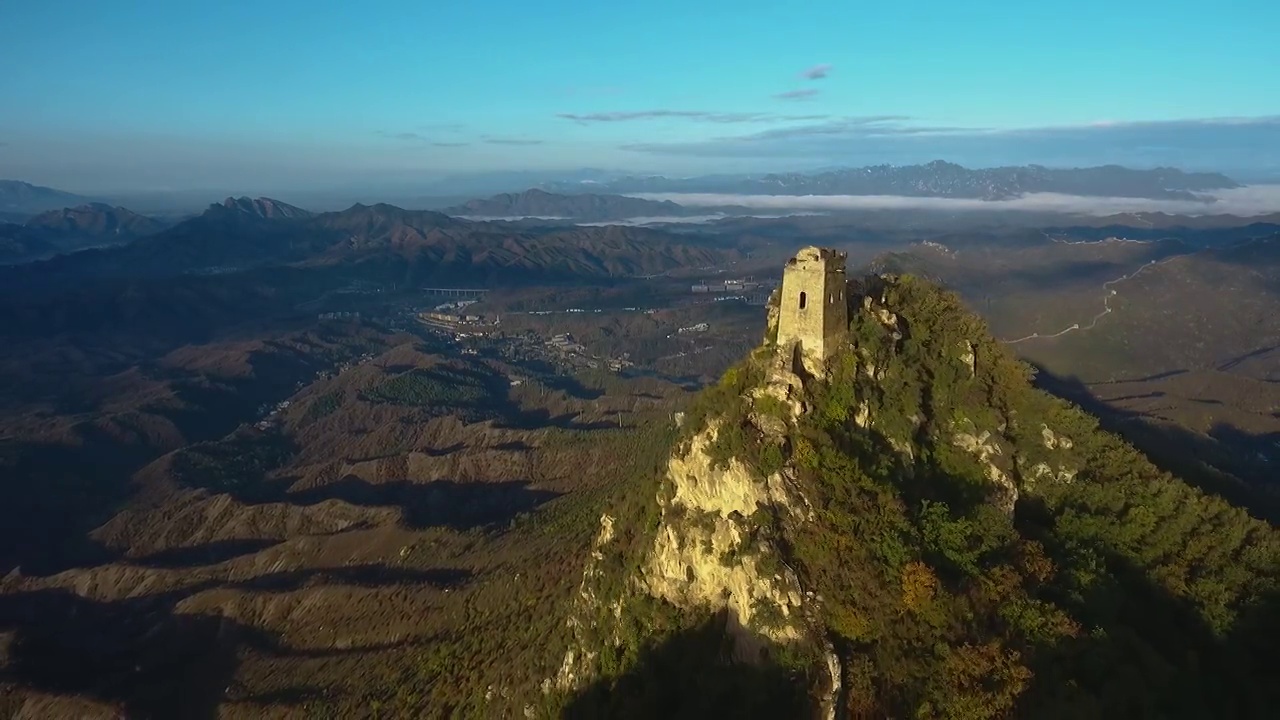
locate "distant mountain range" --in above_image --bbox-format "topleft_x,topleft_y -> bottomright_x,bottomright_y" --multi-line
26,202 -> 168,237
0,203 -> 169,264
0,195 -> 752,342
442,188 -> 694,222
1,162 -> 1252,220
537,161 -> 1241,201
0,196 -> 737,295
0,180 -> 96,215
1074,211 -> 1280,230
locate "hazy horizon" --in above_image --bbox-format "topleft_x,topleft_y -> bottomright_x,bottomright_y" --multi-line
4,134 -> 1279,198
10,174 -> 1280,220
9,162 -> 1280,216
3,1 -> 1278,193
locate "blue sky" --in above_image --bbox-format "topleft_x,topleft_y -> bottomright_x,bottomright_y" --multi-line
1,0 -> 1278,192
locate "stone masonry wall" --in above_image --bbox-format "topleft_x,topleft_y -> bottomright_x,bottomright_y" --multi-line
776,246 -> 848,374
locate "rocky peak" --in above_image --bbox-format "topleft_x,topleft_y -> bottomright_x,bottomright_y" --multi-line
215,196 -> 312,220
550,254 -> 1280,719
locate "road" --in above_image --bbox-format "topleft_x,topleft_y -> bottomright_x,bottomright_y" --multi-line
1003,235 -> 1272,345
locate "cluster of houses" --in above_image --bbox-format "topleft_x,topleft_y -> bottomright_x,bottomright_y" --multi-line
676,322 -> 710,334
415,309 -> 503,343
543,333 -> 633,372
690,277 -> 763,294
519,307 -> 660,316
420,311 -> 485,324
546,333 -> 587,354
432,299 -> 479,312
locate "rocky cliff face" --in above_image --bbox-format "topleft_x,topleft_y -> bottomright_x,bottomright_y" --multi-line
548,333 -> 847,714
549,273 -> 1023,717
548,270 -> 1280,720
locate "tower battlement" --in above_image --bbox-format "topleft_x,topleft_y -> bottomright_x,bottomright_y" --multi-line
776,246 -> 848,374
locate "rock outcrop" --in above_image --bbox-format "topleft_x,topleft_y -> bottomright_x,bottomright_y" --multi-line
551,343 -> 838,713
547,257 -> 1280,720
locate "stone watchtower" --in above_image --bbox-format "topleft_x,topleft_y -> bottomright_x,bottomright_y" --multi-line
776,246 -> 848,374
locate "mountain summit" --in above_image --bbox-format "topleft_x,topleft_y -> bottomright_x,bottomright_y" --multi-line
213,196 -> 313,220
548,247 -> 1279,719
0,203 -> 167,264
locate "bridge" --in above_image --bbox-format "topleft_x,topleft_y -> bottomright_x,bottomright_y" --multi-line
421,288 -> 491,298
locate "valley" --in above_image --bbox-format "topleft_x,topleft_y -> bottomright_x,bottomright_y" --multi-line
6,0 -> 1280,710
0,183 -> 1277,717
0,270 -> 717,716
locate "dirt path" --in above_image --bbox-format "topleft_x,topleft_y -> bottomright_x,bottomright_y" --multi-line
1003,253 -> 1186,344
1002,234 -> 1272,345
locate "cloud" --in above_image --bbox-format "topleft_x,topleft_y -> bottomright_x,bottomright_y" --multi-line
376,131 -> 429,141
774,89 -> 820,101
576,212 -> 823,227
377,130 -> 470,146
618,115 -> 938,153
454,214 -> 569,221
556,110 -> 828,124
618,115 -> 1280,171
800,64 -> 832,80
625,184 -> 1280,217
484,137 -> 544,146
738,116 -> 941,140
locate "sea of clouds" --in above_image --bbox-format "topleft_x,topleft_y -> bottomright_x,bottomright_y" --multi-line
625,185 -> 1280,217
455,212 -> 824,226
576,212 -> 823,227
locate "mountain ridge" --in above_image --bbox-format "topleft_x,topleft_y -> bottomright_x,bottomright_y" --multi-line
540,161 -> 1241,201
212,196 -> 315,220
26,202 -> 167,237
0,198 -> 744,338
550,256 -> 1279,718
0,203 -> 169,264
444,189 -> 692,221
0,180 -> 96,214
0,196 -> 737,285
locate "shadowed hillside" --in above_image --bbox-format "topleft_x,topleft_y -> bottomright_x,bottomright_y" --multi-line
870,232 -> 1280,504
546,266 -> 1279,720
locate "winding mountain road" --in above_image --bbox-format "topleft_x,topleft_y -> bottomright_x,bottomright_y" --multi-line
1002,234 -> 1273,345
1003,253 -> 1186,344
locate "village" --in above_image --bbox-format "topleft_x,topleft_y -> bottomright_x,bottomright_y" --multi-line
291,275 -> 773,401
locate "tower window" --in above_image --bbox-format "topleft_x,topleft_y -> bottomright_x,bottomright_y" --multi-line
799,291 -> 807,309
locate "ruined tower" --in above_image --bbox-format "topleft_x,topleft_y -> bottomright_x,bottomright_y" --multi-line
776,246 -> 848,374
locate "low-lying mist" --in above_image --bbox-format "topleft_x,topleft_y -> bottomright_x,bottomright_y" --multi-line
576,213 -> 823,227
627,185 -> 1280,217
